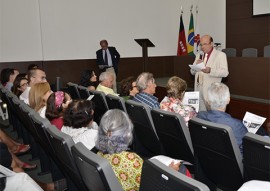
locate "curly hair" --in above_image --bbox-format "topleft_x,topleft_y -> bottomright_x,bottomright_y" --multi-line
119,76 -> 135,96
166,76 -> 187,100
95,109 -> 133,154
63,100 -> 95,129
46,91 -> 71,121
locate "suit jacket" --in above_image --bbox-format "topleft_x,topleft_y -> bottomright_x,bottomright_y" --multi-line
190,48 -> 229,102
96,47 -> 120,75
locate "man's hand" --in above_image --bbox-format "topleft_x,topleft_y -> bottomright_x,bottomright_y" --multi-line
196,59 -> 203,64
201,67 -> 211,73
169,161 -> 181,171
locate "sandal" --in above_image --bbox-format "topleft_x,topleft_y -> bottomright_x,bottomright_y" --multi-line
13,144 -> 30,155
21,162 -> 37,170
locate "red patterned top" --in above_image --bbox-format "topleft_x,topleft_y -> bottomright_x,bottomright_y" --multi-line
160,96 -> 197,126
98,151 -> 143,191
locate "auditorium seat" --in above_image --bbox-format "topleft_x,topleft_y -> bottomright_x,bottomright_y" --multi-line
46,125 -> 88,191
222,48 -> 237,57
77,85 -> 91,99
105,94 -> 126,112
189,117 -> 244,190
71,142 -> 123,191
140,159 -> 209,191
263,45 -> 270,57
67,82 -> 81,99
125,100 -> 162,157
243,132 -> 270,181
151,108 -> 194,165
90,90 -> 108,124
242,48 -> 258,57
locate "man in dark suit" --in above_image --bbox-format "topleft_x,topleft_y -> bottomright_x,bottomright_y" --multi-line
96,40 -> 120,92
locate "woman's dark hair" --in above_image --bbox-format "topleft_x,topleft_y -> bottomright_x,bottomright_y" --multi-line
0,68 -> 13,85
12,76 -> 28,97
79,69 -> 95,87
120,76 -> 135,96
46,92 -> 70,121
63,100 -> 95,129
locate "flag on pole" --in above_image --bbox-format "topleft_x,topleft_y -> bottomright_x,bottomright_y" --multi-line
177,13 -> 188,56
194,6 -> 200,55
187,12 -> 195,56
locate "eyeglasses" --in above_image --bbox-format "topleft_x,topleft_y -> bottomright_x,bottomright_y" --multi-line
199,42 -> 211,47
33,76 -> 46,80
20,83 -> 28,87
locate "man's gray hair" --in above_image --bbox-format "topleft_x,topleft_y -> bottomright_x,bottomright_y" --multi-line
136,72 -> 154,92
95,109 -> 133,154
99,71 -> 113,82
207,82 -> 230,110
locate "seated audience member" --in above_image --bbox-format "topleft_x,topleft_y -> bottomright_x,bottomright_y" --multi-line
133,72 -> 159,109
119,76 -> 139,100
20,68 -> 47,104
46,91 -> 72,130
197,82 -> 248,154
29,82 -> 52,118
96,71 -> 118,96
0,68 -> 19,91
160,76 -> 197,126
96,109 -> 191,191
79,69 -> 98,91
62,100 -> 98,150
12,76 -> 28,97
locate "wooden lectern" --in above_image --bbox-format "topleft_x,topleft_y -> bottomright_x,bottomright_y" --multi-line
135,39 -> 155,72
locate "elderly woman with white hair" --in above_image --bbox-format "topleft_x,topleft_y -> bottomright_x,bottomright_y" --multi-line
95,109 -> 143,191
96,109 -> 192,191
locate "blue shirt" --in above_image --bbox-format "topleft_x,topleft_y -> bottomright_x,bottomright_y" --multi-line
133,92 -> 160,109
197,110 -> 248,154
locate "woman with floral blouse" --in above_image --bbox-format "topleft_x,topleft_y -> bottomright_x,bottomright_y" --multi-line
160,76 -> 197,126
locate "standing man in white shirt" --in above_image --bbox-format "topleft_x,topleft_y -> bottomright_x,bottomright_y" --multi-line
190,35 -> 229,111
96,40 -> 120,93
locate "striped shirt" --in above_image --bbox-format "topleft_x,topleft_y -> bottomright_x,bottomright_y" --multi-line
133,92 -> 160,109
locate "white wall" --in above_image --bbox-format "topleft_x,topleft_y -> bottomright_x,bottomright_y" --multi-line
0,0 -> 225,61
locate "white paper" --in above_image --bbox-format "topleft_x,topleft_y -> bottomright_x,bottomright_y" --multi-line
151,155 -> 192,166
87,95 -> 94,100
243,112 -> 266,134
189,62 -> 205,72
182,91 -> 200,112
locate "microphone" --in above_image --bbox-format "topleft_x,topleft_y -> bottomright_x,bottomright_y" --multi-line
199,51 -> 204,60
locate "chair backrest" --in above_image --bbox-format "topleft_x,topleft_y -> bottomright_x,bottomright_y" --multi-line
105,94 -> 126,112
189,117 -> 244,190
90,90 -> 109,124
30,112 -> 54,155
77,85 -> 91,99
242,48 -> 258,57
46,125 -> 87,191
243,132 -> 270,181
71,142 -> 123,191
67,82 -> 81,99
151,109 -> 194,164
222,48 -> 237,57
263,45 -> 270,57
140,159 -> 210,191
125,100 -> 162,157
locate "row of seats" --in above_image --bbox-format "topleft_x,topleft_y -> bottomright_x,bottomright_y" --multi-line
0,85 -> 210,190
67,82 -> 270,190
222,45 -> 270,57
